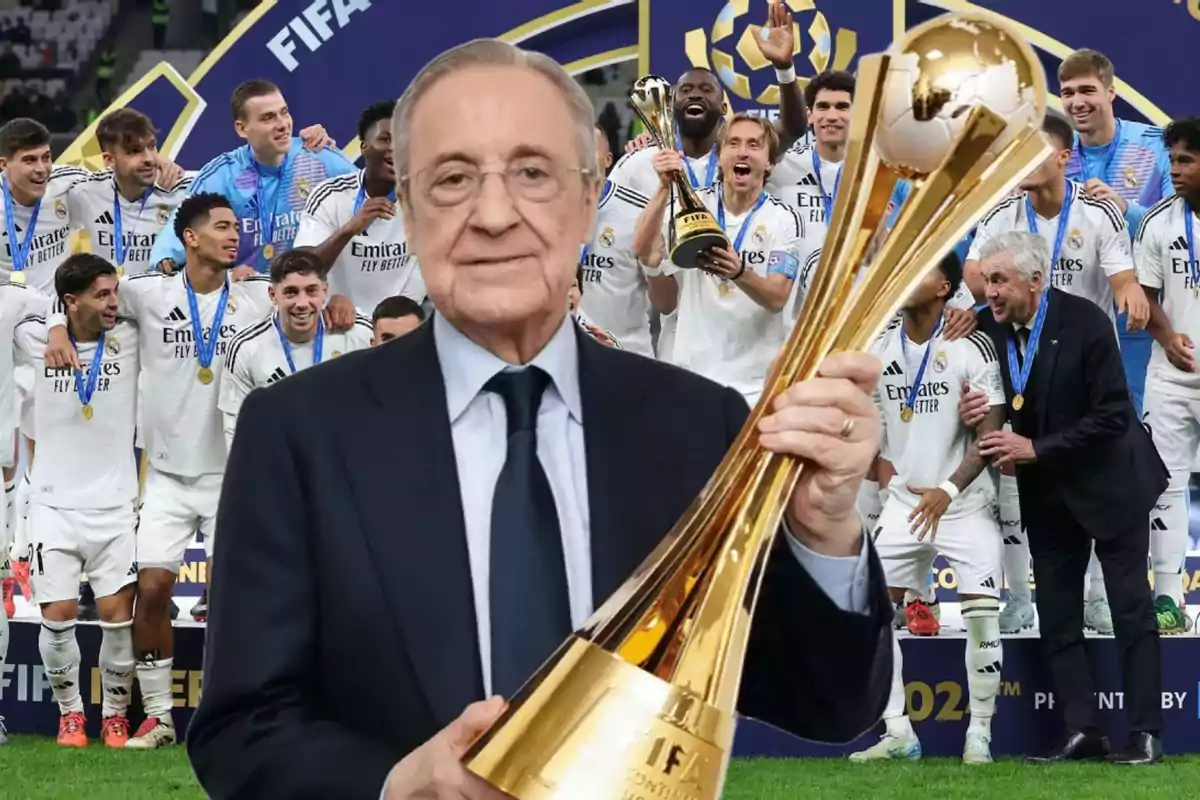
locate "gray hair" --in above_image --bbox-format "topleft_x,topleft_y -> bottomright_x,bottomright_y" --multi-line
391,39 -> 598,182
976,231 -> 1051,293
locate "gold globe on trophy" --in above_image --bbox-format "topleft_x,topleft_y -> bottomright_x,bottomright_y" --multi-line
464,13 -> 1052,799
627,75 -> 731,269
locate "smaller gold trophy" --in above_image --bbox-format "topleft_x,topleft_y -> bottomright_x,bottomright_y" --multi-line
628,75 -> 730,269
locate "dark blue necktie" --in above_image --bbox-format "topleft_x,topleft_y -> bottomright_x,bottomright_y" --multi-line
486,367 -> 571,697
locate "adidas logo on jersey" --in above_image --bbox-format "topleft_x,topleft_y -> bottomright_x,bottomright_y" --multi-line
166,307 -> 187,322
266,367 -> 288,384
1169,236 -> 1189,251
799,174 -> 818,186
94,211 -> 116,226
1151,517 -> 1169,531
883,360 -> 904,377
980,577 -> 996,589
1003,535 -> 1023,546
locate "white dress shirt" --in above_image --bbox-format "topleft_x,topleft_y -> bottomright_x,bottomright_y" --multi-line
432,313 -> 871,697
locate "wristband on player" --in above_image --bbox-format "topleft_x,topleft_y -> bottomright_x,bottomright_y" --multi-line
938,480 -> 961,501
775,65 -> 797,84
642,264 -> 664,277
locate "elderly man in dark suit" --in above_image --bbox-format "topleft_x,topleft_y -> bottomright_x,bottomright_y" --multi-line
962,230 -> 1166,765
186,39 -> 894,799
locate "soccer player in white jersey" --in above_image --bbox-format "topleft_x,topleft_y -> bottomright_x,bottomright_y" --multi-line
579,127 -> 651,355
293,101 -> 425,311
851,253 -> 1007,765
635,114 -> 808,405
14,255 -> 139,748
369,295 -> 424,345
966,112 -> 1147,635
220,248 -> 372,449
44,194 -> 269,748
68,109 -> 192,276
1135,117 -> 1200,635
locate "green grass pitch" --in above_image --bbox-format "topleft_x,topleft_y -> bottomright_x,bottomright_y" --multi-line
0,737 -> 1196,799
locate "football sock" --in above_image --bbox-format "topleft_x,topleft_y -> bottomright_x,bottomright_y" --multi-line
998,474 -> 1030,604
99,620 -> 135,718
1150,486 -> 1189,606
962,597 -> 1002,736
882,635 -> 915,739
136,657 -> 175,719
39,618 -> 83,715
1087,549 -> 1107,603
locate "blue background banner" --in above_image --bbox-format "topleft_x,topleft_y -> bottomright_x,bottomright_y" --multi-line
3,621 -> 1197,757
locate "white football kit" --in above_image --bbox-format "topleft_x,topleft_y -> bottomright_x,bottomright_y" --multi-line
66,171 -> 192,276
1134,196 -> 1200,604
50,271 -> 274,568
968,182 -> 1132,322
767,142 -> 839,238
219,310 -> 373,450
871,323 -> 1006,596
662,185 -> 809,404
14,318 -> 139,603
578,182 -> 654,357
293,170 -> 425,313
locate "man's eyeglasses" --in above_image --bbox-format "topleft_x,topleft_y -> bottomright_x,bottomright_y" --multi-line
401,162 -> 593,208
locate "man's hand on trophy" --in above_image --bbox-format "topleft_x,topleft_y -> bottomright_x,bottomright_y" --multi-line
385,696 -> 510,799
754,0 -> 796,69
652,149 -> 685,189
697,246 -> 743,280
625,131 -> 655,154
759,352 -> 883,557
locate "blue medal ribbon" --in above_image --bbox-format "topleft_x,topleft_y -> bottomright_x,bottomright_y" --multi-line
353,176 -> 396,236
716,189 -> 769,253
580,180 -> 614,266
1024,180 -> 1075,280
810,147 -> 841,218
899,315 -> 942,419
184,272 -> 230,374
1186,200 -> 1198,290
274,312 -> 323,374
2,176 -> 40,279
253,152 -> 290,255
1074,120 -> 1122,184
113,184 -> 153,267
674,126 -> 718,189
70,329 -> 105,415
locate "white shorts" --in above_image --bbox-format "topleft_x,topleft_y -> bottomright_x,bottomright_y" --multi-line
874,497 -> 1003,598
138,468 -> 222,572
29,500 -> 137,604
15,363 -> 33,440
1142,379 -> 1200,490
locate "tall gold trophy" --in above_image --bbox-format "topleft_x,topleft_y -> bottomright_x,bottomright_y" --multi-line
628,75 -> 730,269
465,14 -> 1051,798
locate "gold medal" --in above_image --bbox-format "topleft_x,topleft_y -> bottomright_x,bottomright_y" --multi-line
718,281 -> 730,298
1012,393 -> 1025,411
11,271 -> 25,285
900,406 -> 914,423
82,404 -> 93,421
263,243 -> 275,260
198,366 -> 214,385
116,266 -> 124,278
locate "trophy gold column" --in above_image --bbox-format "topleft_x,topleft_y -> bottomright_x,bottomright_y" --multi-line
465,13 -> 1054,799
627,75 -> 730,269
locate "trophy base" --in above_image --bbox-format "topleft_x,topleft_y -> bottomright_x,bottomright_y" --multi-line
671,211 -> 730,270
464,636 -> 735,800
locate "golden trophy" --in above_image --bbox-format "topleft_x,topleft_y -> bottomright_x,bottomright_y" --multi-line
627,75 -> 731,269
465,13 -> 1052,799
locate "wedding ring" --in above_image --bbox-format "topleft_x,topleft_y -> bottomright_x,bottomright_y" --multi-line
839,417 -> 855,440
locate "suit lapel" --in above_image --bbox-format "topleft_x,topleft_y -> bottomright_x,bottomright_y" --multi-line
342,322 -> 483,724
1032,289 -> 1064,431
578,337 -> 662,606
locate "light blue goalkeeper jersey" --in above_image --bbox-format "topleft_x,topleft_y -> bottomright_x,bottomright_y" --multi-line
1065,119 -> 1172,413
150,138 -> 355,273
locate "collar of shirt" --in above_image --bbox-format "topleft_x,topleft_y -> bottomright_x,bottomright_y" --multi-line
433,311 -> 583,425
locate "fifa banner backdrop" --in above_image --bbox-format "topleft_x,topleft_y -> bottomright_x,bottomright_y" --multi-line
3,623 -> 1200,757
27,0 -> 1200,752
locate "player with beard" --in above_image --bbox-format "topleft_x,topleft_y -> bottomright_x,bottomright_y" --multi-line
15,255 -> 139,748
294,101 -> 426,312
68,109 -> 193,276
43,195 -> 353,748
1134,117 -> 1200,635
852,254 -> 1006,765
220,248 -> 372,450
966,112 -> 1147,635
369,295 -> 424,345
635,114 -> 808,405
150,79 -> 351,275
